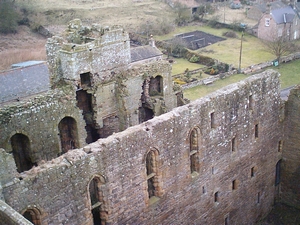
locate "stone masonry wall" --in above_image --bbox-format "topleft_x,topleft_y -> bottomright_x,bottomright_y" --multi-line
1,70 -> 281,225
0,89 -> 86,162
281,86 -> 300,208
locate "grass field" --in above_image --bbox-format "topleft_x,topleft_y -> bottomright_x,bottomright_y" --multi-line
183,59 -> 300,101
171,58 -> 205,75
273,60 -> 300,89
157,24 -> 275,69
198,31 -> 274,68
183,73 -> 247,100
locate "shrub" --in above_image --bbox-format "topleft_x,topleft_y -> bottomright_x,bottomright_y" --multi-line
222,31 -> 238,38
174,78 -> 186,85
207,15 -> 220,28
189,55 -> 200,63
0,0 -> 19,34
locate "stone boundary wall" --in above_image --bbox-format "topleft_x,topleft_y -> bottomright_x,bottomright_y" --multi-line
1,70 -> 282,225
178,52 -> 300,90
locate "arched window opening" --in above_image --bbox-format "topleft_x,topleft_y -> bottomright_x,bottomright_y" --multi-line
149,76 -> 163,96
23,208 -> 41,225
146,150 -> 161,199
10,133 -> 35,173
190,128 -> 200,174
58,117 -> 79,154
88,176 -> 108,225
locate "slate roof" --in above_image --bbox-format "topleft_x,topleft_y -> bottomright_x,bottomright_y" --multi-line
252,1 -> 286,14
0,62 -> 50,103
271,6 -> 295,24
131,46 -> 163,63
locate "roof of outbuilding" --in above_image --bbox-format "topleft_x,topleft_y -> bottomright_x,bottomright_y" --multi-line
271,6 -> 295,24
131,45 -> 163,63
0,62 -> 50,103
252,1 -> 287,13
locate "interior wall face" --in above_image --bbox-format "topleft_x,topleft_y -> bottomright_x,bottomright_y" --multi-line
1,71 -> 282,225
281,87 -> 300,209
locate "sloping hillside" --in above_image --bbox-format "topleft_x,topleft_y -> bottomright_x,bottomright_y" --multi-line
0,0 -> 175,71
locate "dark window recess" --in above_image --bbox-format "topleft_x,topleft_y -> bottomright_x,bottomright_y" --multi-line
58,117 -> 79,153
89,176 -> 108,225
251,167 -> 256,177
249,95 -> 253,110
255,124 -> 259,138
232,180 -> 238,190
257,192 -> 261,204
139,79 -> 155,123
23,209 -> 41,225
149,76 -> 162,96
190,128 -> 199,173
11,133 -> 36,173
80,72 -> 92,87
76,90 -> 100,143
225,216 -> 229,225
146,150 -> 160,199
231,137 -> 236,152
214,191 -> 219,202
275,160 -> 281,186
211,112 -> 216,128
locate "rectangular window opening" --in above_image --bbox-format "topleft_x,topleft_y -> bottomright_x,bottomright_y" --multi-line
214,191 -> 219,203
278,140 -> 283,152
225,216 -> 229,225
255,124 -> 259,138
251,167 -> 255,177
265,18 -> 270,26
257,192 -> 260,204
80,72 -> 92,87
210,112 -> 216,128
231,137 -> 236,152
249,95 -> 253,110
232,180 -> 237,190
202,186 -> 206,194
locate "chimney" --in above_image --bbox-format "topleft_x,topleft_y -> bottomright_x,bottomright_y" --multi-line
149,35 -> 155,47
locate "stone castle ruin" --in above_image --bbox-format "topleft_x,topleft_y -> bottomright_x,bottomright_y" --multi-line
0,19 -> 299,224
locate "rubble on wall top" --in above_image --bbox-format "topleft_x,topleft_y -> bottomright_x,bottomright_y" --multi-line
48,19 -> 127,52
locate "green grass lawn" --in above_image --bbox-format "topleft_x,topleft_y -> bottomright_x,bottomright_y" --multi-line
197,32 -> 274,68
183,73 -> 246,101
273,60 -> 300,89
156,25 -> 275,69
171,58 -> 205,75
183,59 -> 300,101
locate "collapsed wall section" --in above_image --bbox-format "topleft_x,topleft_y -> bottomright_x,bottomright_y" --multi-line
1,70 -> 281,224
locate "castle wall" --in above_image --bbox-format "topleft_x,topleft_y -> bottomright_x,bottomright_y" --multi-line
281,86 -> 300,208
1,70 -> 281,225
0,91 -> 86,162
49,27 -> 131,84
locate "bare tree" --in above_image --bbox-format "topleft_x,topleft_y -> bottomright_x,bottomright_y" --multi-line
264,33 -> 295,61
167,37 -> 188,58
173,2 -> 191,26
